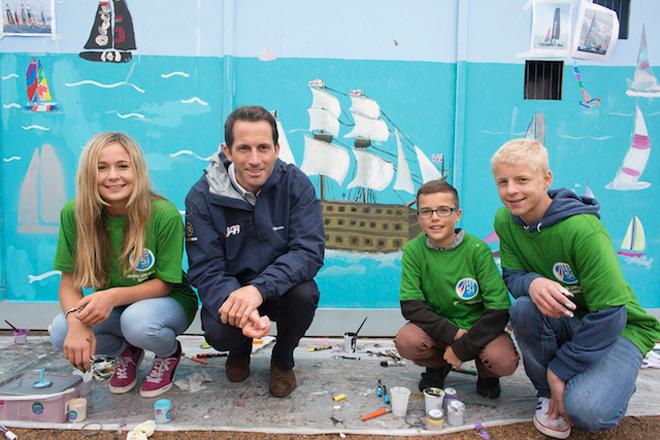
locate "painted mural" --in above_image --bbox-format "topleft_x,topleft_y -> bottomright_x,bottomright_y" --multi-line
0,0 -> 659,312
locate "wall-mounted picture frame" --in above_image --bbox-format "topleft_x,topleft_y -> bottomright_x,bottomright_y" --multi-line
1,0 -> 56,37
571,0 -> 620,61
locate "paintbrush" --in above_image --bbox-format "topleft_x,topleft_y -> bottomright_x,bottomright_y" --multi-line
360,407 -> 390,421
4,320 -> 19,331
354,316 -> 368,336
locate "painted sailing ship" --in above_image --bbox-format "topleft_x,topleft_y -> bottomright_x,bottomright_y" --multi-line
18,145 -> 67,233
80,0 -> 136,63
526,111 -> 545,144
606,106 -> 651,191
273,111 -> 296,166
617,215 -> 653,269
300,80 -> 446,253
626,26 -> 660,98
24,59 -> 60,112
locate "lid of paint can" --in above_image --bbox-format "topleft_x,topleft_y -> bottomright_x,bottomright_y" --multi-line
154,399 -> 171,409
427,408 -> 444,420
444,387 -> 457,396
448,399 -> 465,412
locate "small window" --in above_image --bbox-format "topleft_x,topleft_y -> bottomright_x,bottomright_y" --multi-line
393,239 -> 402,248
335,236 -> 343,243
359,221 -> 365,227
370,222 -> 376,228
377,240 -> 386,248
337,219 -> 345,225
324,219 -> 331,225
350,206 -> 357,212
327,206 -> 334,212
375,208 -> 382,214
364,238 -> 373,246
394,223 -> 402,231
338,206 -> 345,212
593,0 -> 630,39
524,60 -> 563,100
350,220 -> 356,226
350,237 -> 359,245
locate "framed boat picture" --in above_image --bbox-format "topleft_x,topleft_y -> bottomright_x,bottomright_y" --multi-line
1,0 -> 56,37
528,0 -> 573,58
571,0 -> 619,61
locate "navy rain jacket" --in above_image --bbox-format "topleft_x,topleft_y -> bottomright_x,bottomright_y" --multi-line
185,152 -> 325,316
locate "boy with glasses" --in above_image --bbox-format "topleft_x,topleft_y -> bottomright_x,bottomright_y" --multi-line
395,179 -> 519,397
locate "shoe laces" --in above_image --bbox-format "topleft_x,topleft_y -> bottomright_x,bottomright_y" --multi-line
145,357 -> 173,383
113,356 -> 132,379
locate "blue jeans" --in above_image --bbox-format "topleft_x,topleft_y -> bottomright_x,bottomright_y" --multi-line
50,297 -> 190,358
510,296 -> 643,432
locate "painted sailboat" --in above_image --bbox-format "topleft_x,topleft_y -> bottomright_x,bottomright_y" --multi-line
606,106 -> 651,191
272,111 -> 296,166
617,216 -> 653,269
301,80 -> 446,253
526,112 -> 545,144
24,59 -> 60,112
18,145 -> 67,233
80,0 -> 136,63
627,26 -> 660,98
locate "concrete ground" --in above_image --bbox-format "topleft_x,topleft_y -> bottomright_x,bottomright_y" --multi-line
1,334 -> 659,437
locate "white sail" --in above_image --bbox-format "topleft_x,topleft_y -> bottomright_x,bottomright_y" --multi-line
310,87 -> 341,119
18,148 -> 40,227
349,96 -> 381,119
606,106 -> 651,191
345,113 -> 389,142
415,146 -> 442,182
300,136 -> 350,185
347,149 -> 394,191
584,185 -> 595,199
307,108 -> 340,137
627,26 -> 660,97
39,144 -> 66,224
393,129 -> 414,194
620,216 -> 646,252
275,119 -> 296,166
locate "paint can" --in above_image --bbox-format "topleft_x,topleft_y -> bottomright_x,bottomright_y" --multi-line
13,328 -> 28,345
343,332 -> 357,353
426,408 -> 445,430
443,387 -> 458,411
154,399 -> 172,424
447,399 -> 465,426
66,397 -> 87,423
423,387 -> 445,414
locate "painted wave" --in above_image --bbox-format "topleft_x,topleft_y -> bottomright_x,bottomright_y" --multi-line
65,80 -> 145,94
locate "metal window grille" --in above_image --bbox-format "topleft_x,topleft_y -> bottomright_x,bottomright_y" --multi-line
524,61 -> 564,100
593,0 -> 630,39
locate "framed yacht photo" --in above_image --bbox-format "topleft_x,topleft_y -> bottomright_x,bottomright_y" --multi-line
1,0 -> 55,37
529,0 -> 573,58
571,0 -> 620,61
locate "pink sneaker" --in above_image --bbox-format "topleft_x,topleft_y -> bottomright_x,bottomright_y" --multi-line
109,344 -> 144,394
139,343 -> 182,398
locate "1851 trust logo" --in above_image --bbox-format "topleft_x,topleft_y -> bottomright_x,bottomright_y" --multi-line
553,262 -> 578,284
455,278 -> 479,300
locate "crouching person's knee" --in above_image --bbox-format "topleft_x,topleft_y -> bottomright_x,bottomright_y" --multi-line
565,389 -> 625,432
394,323 -> 433,361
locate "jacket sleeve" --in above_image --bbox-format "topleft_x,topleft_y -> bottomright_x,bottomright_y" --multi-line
401,300 -> 460,346
250,175 -> 325,299
451,309 -> 509,361
185,189 -> 241,317
502,268 -> 542,298
549,305 -> 626,382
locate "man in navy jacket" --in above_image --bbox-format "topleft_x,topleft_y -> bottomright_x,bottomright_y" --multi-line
185,106 -> 325,397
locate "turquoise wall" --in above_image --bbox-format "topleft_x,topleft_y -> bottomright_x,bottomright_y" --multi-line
1,1 -> 658,314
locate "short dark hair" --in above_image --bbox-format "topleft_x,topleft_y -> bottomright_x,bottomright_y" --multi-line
416,179 -> 459,208
224,105 -> 278,149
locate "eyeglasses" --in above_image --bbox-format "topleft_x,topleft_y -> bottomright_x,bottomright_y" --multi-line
417,206 -> 458,219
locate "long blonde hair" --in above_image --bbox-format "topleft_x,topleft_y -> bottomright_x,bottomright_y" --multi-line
74,132 -> 159,288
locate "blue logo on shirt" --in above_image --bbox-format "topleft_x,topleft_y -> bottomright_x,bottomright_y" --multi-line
132,248 -> 155,272
553,262 -> 578,284
455,278 -> 479,300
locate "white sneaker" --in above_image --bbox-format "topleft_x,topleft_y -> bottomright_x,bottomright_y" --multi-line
533,397 -> 572,439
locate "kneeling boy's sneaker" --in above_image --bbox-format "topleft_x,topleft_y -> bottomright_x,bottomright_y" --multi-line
533,397 -> 571,439
109,344 -> 144,394
418,364 -> 453,392
140,342 -> 182,398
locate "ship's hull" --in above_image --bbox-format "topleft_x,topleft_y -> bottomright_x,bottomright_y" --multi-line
24,102 -> 60,112
79,50 -> 133,63
322,200 -> 421,253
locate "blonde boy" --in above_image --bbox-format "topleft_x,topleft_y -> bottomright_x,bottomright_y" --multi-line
491,138 -> 660,438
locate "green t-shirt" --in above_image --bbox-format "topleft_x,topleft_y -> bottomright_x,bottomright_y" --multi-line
495,207 -> 660,355
400,232 -> 511,329
54,198 -> 198,323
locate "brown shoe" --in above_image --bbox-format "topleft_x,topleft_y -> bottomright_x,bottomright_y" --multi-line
225,352 -> 250,382
269,360 -> 297,398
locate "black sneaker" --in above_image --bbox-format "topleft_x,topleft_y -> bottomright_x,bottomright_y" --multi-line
418,364 -> 452,392
476,376 -> 501,398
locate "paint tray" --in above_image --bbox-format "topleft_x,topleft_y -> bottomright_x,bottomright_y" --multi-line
0,371 -> 81,423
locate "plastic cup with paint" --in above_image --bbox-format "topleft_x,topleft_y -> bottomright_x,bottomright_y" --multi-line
343,332 -> 357,353
13,328 -> 28,344
390,386 -> 411,417
154,399 -> 172,424
423,387 -> 445,414
447,399 -> 465,426
73,369 -> 94,396
66,397 -> 87,423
